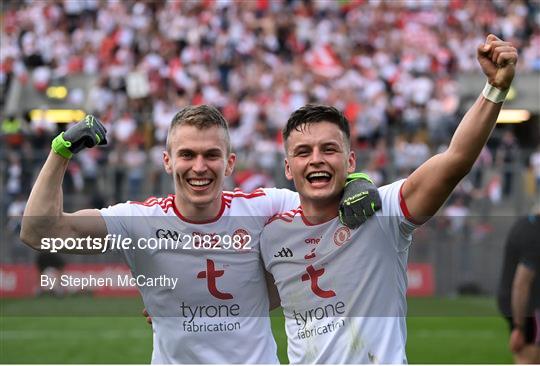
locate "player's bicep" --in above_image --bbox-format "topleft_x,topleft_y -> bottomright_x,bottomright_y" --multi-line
64,209 -> 108,238
401,153 -> 464,224
45,209 -> 108,254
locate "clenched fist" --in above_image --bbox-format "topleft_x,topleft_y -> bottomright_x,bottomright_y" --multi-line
51,115 -> 108,159
477,34 -> 518,90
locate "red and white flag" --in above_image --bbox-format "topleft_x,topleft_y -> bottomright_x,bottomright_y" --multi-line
305,44 -> 344,78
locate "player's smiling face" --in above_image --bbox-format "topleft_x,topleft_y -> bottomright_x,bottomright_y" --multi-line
285,121 -> 355,206
163,125 -> 235,217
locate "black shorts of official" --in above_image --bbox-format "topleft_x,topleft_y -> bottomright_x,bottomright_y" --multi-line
506,310 -> 540,345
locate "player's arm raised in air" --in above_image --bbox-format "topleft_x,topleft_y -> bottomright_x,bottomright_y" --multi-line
401,34 -> 517,223
20,116 -> 109,253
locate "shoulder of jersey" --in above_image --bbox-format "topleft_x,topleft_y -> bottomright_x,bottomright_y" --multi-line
222,187 -> 267,209
128,188 -> 268,214
265,207 -> 303,225
129,195 -> 175,214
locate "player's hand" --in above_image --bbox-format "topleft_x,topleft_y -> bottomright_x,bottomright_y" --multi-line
477,34 -> 517,90
51,115 -> 107,159
339,173 -> 381,229
509,328 -> 525,353
142,308 -> 152,326
64,115 -> 108,153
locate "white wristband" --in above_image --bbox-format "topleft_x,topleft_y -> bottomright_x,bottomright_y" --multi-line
482,82 -> 508,104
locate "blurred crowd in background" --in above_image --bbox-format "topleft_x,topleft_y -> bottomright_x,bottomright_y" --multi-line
2,0 -> 540,222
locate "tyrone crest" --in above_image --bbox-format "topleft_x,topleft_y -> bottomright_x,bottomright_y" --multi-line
333,226 -> 351,247
233,228 -> 250,251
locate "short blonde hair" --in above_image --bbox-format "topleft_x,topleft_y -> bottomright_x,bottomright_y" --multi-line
166,105 -> 231,153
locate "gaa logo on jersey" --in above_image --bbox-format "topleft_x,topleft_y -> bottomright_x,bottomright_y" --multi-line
155,229 -> 181,240
333,226 -> 351,247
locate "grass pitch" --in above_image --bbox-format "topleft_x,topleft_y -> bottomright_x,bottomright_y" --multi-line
0,296 -> 512,363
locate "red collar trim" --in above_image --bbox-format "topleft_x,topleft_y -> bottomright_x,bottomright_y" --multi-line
172,194 -> 226,224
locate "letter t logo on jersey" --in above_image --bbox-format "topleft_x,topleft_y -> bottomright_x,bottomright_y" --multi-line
301,265 -> 336,298
197,259 -> 233,300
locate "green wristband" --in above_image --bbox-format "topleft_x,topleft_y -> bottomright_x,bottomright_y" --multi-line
51,133 -> 73,159
346,172 -> 373,186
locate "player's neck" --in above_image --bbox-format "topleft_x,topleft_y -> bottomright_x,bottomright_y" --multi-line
174,196 -> 223,223
300,199 -> 339,225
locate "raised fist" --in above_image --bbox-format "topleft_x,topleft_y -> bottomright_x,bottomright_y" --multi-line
477,34 -> 518,90
52,115 -> 108,159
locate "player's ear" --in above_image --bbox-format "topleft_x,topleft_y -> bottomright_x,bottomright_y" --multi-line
284,158 -> 293,180
163,150 -> 172,174
347,149 -> 356,174
224,153 -> 236,177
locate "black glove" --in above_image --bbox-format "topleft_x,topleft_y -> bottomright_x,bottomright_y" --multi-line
51,115 -> 107,159
339,173 -> 382,229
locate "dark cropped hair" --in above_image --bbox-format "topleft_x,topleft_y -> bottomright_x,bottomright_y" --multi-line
283,104 -> 351,148
167,105 -> 231,153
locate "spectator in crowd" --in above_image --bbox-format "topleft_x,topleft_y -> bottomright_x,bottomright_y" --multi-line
496,130 -> 519,197
6,152 -> 23,199
124,142 -> 146,199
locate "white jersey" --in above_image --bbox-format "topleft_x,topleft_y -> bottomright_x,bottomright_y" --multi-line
261,180 -> 418,364
100,188 -> 299,364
